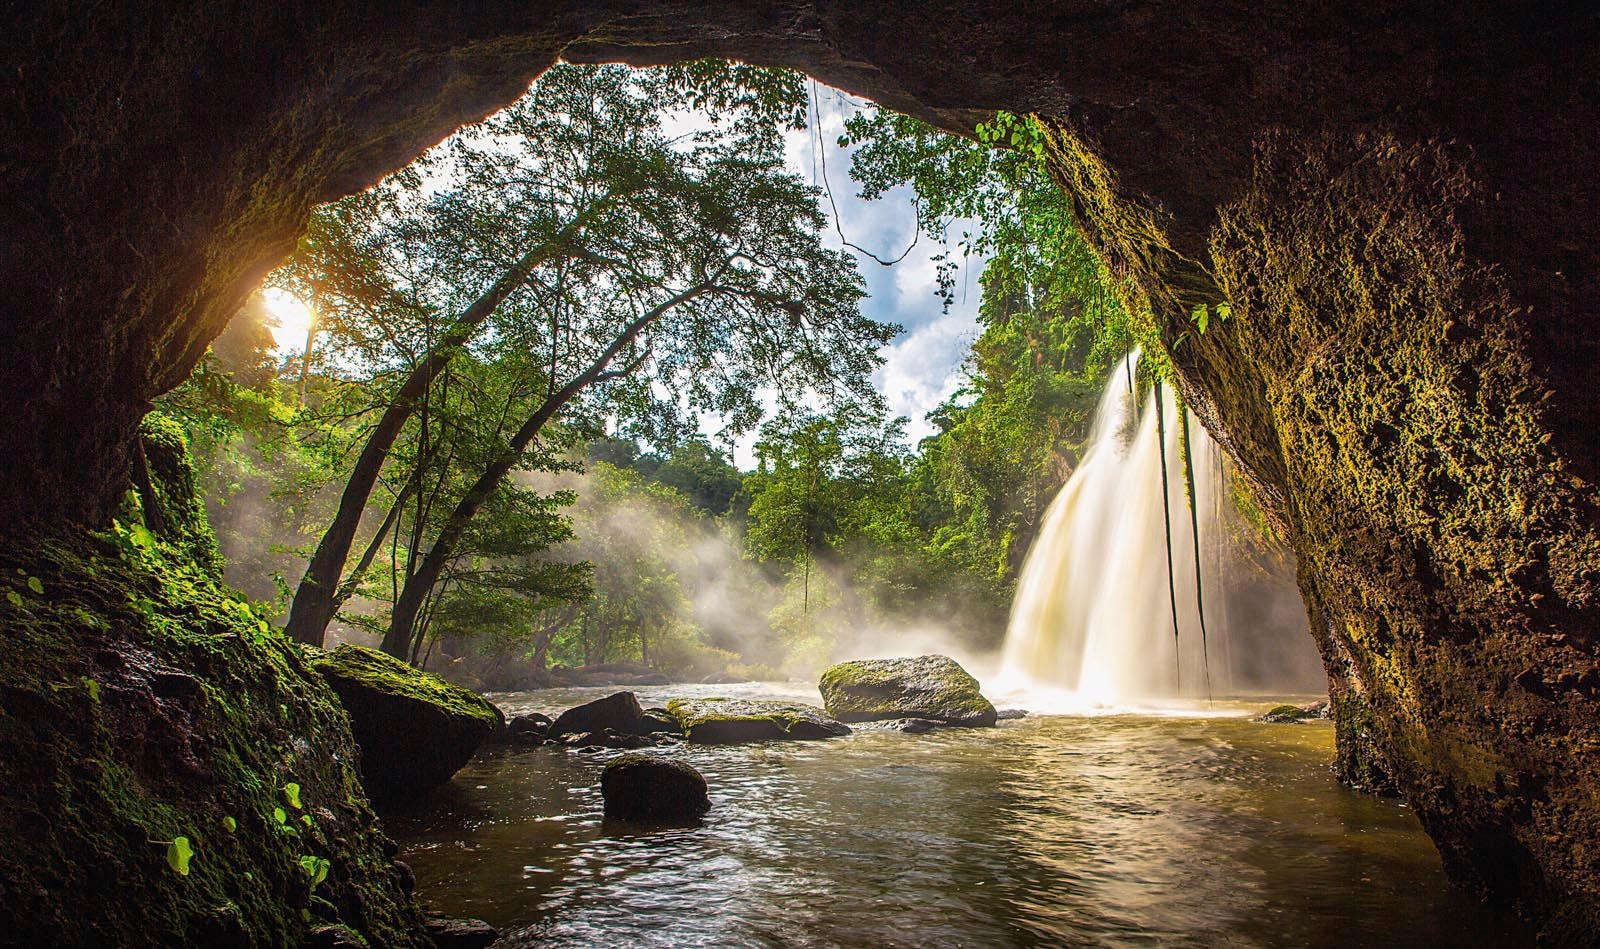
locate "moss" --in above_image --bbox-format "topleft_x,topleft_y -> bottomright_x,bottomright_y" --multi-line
818,656 -> 997,726
311,645 -> 503,804
665,698 -> 848,743
0,427 -> 425,945
312,644 -> 500,731
132,413 -> 223,576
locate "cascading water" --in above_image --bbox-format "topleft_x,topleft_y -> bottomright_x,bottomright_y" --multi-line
999,349 -> 1249,708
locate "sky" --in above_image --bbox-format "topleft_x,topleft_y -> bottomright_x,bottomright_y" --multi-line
263,78 -> 983,468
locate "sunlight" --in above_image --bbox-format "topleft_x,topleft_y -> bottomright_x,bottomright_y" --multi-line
262,287 -> 314,353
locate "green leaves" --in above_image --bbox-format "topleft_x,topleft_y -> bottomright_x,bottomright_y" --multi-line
26,576 -> 43,595
282,782 -> 302,810
273,807 -> 288,826
299,855 -> 331,889
166,836 -> 194,877
221,815 -> 237,833
1189,302 -> 1233,336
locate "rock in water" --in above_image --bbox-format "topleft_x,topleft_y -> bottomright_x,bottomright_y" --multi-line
312,644 -> 504,805
996,709 -> 1029,721
423,915 -> 498,948
549,691 -> 658,737
666,698 -> 851,743
601,754 -> 711,822
819,655 -> 998,727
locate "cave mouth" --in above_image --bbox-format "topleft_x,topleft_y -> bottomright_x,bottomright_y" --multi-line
5,4 -> 1598,946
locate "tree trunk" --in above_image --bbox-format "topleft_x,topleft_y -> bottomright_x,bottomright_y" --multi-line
379,283 -> 709,656
284,222 -> 589,646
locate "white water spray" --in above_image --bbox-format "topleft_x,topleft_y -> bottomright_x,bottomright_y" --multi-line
998,350 -> 1236,708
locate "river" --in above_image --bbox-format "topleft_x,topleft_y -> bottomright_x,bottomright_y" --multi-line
387,682 -> 1532,948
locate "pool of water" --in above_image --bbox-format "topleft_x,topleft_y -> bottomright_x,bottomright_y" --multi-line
387,683 -> 1532,948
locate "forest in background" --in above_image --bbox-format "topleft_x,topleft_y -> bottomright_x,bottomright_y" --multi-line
160,61 -> 1290,687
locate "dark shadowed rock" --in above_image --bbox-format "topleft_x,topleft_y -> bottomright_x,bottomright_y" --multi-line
549,691 -> 652,737
819,655 -> 997,727
312,644 -> 504,805
666,698 -> 851,743
601,753 -> 711,822
505,711 -> 553,745
423,914 -> 497,948
996,709 -> 1029,720
1260,700 -> 1329,724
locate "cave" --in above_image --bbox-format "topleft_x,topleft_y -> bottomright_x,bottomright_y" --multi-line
4,1 -> 1596,943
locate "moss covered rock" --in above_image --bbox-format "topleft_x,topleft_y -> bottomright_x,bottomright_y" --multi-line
312,645 -> 502,806
665,698 -> 850,743
600,754 -> 710,822
819,656 -> 997,727
0,418 -> 425,946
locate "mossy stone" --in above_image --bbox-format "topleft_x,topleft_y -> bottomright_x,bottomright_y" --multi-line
665,698 -> 850,743
818,655 -> 998,727
311,644 -> 503,806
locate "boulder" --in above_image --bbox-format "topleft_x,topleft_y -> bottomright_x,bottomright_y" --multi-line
548,691 -> 658,737
312,644 -> 504,805
996,708 -> 1029,720
819,655 -> 997,727
601,753 -> 711,822
666,698 -> 851,743
505,712 -> 553,745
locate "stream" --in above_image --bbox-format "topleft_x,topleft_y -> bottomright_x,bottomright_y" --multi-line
388,682 -> 1533,948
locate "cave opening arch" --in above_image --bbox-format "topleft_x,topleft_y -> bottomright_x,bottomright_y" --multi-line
4,2 -> 1598,940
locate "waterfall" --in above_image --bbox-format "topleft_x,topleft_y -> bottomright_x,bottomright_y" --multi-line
998,349 -> 1231,707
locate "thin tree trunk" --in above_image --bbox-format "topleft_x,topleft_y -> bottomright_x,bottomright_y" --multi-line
285,221 -> 589,646
331,482 -> 412,610
379,283 -> 711,656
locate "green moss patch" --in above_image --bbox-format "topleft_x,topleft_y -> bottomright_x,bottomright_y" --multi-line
665,698 -> 849,743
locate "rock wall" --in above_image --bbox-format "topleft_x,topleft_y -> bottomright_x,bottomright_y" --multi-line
3,0 -> 1596,940
0,418 -> 425,946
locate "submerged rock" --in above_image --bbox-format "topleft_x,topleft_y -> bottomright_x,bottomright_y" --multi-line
312,644 -> 504,805
549,691 -> 658,737
871,717 -> 944,734
819,655 -> 998,727
423,915 -> 498,948
601,753 -> 711,821
996,708 -> 1029,720
666,698 -> 851,743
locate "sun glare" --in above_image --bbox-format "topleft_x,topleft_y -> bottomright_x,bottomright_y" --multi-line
262,288 -> 314,353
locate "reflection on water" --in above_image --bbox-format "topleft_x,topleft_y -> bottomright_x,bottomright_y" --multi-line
388,683 -> 1531,948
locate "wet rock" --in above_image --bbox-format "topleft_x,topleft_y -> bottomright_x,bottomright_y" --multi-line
873,717 -> 944,734
549,691 -> 656,737
996,708 -> 1029,720
423,914 -> 498,948
639,709 -> 682,734
1260,700 -> 1330,724
505,712 -> 553,745
601,753 -> 711,822
311,644 -> 504,806
819,655 -> 998,727
666,698 -> 851,743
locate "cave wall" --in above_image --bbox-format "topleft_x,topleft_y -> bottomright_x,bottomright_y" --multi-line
3,0 -> 1597,940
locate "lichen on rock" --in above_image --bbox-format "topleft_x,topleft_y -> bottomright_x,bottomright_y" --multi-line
311,644 -> 503,806
666,698 -> 850,743
818,655 -> 997,727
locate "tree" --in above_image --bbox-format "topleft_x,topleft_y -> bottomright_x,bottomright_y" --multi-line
376,65 -> 889,659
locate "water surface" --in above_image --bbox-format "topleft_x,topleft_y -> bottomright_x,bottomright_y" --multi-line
389,683 -> 1531,948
